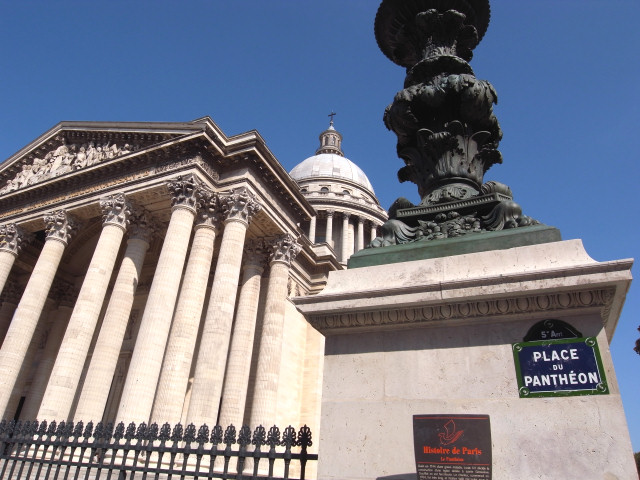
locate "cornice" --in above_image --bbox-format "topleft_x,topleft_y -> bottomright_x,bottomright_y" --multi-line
307,287 -> 614,334
293,255 -> 633,340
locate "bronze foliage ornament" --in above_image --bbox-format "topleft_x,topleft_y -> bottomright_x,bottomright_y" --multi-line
370,0 -> 538,248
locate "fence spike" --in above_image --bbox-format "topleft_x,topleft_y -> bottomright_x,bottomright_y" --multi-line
83,420 -> 94,439
267,426 -> 281,448
93,421 -> 105,440
224,424 -> 237,447
184,423 -> 197,443
113,421 -> 125,440
196,424 -> 209,445
73,420 -> 84,438
158,422 -> 171,442
147,422 -> 159,441
171,422 -> 184,442
297,425 -> 313,448
211,425 -> 223,445
282,426 -> 296,448
238,425 -> 251,448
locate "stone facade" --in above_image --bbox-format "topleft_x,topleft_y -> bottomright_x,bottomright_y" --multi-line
0,118 -> 340,447
294,238 -> 636,479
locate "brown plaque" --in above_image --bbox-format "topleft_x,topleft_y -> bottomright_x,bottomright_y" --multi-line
413,414 -> 491,480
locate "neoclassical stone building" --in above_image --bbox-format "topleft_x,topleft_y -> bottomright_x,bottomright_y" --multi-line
290,122 -> 387,265
0,116 -> 356,435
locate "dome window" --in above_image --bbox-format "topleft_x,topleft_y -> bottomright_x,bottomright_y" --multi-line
320,187 -> 329,193
343,189 -> 350,195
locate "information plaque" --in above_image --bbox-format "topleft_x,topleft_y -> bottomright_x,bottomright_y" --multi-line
512,337 -> 608,398
413,415 -> 491,480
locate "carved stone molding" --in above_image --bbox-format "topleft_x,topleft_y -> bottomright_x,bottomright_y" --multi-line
0,223 -> 29,256
44,210 -> 78,246
221,187 -> 262,225
167,174 -> 202,213
100,193 -> 132,230
309,288 -> 616,333
0,140 -> 138,195
128,208 -> 156,245
195,189 -> 222,230
267,233 -> 301,267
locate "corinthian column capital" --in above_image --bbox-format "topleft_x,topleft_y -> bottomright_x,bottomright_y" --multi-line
167,174 -> 202,213
221,187 -> 262,225
100,193 -> 132,230
243,239 -> 268,272
267,233 -> 301,267
0,223 -> 29,256
128,208 -> 156,244
44,210 -> 78,245
195,189 -> 222,230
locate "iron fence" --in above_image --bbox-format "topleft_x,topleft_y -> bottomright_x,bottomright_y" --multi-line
0,419 -> 316,480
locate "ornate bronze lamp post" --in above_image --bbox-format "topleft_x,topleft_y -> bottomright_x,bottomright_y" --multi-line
372,0 -> 538,246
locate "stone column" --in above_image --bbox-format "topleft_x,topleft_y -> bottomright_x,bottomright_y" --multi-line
0,282 -> 21,345
341,213 -> 350,263
186,187 -> 261,427
38,194 -> 131,421
218,240 -> 267,429
370,223 -> 377,243
0,224 -> 28,296
150,192 -> 221,425
308,216 -> 316,244
0,210 -> 76,418
357,217 -> 365,252
117,175 -> 202,424
325,211 -> 334,247
5,310 -> 49,420
73,210 -> 154,422
19,283 -> 76,420
249,234 -> 301,429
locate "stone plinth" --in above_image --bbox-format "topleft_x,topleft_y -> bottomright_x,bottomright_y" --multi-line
293,238 -> 635,480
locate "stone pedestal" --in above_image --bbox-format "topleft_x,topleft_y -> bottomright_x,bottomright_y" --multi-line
293,236 -> 635,480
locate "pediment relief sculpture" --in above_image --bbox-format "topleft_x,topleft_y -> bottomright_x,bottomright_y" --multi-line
0,140 -> 137,195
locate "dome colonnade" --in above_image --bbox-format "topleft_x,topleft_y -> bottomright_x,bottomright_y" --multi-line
290,122 -> 388,265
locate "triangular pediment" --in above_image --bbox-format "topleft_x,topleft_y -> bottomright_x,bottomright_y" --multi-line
0,118 -> 228,195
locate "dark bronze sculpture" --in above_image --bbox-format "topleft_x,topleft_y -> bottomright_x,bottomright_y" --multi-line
370,0 -> 538,247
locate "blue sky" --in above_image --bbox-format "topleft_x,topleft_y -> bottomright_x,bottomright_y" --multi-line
1,1 -> 639,451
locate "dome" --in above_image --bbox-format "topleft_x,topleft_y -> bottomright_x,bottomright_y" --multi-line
290,153 -> 375,194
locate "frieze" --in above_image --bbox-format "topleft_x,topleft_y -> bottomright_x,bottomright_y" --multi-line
0,153 -> 218,221
0,169 -> 154,220
155,156 -> 219,181
0,141 -> 138,194
309,288 -> 616,332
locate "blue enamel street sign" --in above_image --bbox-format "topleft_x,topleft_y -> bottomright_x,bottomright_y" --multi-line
512,337 -> 608,398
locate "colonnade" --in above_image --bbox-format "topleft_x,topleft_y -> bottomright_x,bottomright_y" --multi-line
307,210 -> 378,262
0,174 -> 302,430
